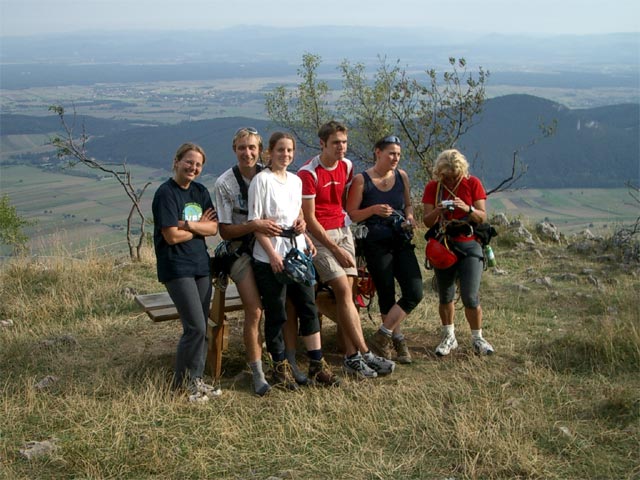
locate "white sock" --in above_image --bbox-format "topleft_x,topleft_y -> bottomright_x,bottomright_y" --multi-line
379,325 -> 393,337
471,329 -> 483,340
443,324 -> 455,336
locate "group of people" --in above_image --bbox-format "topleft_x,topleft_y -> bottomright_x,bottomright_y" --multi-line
152,121 -> 494,402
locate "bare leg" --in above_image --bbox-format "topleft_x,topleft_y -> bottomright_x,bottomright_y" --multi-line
236,269 -> 263,363
439,302 -> 455,326
381,304 -> 407,332
329,275 -> 367,356
301,331 -> 322,351
465,306 -> 482,330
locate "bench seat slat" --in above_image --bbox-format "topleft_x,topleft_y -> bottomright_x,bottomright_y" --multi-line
135,284 -> 243,322
136,284 -> 240,310
148,307 -> 181,322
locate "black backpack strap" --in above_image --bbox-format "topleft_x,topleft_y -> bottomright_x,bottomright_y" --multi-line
232,164 -> 263,215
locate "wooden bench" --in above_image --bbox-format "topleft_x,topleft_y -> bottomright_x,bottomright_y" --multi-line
135,283 -> 243,380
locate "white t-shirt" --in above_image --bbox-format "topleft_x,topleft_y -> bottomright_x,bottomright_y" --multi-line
248,169 -> 307,263
213,167 -> 251,225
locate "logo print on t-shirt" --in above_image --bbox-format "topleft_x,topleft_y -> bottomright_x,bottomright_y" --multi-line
183,203 -> 203,221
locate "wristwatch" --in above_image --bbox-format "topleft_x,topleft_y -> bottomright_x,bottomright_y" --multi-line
468,205 -> 475,214
184,220 -> 190,231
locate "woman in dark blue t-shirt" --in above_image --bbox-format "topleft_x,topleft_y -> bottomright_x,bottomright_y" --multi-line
346,135 -> 423,365
152,142 -> 219,402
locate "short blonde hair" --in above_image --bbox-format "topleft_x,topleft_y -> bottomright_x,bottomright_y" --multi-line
232,128 -> 263,153
433,149 -> 469,182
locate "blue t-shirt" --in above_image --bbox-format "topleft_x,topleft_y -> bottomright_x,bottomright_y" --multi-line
152,178 -> 213,282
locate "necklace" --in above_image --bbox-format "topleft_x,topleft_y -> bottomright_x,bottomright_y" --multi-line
373,167 -> 392,187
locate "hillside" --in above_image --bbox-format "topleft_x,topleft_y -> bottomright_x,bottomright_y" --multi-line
458,95 -> 640,189
1,224 -> 638,478
3,95 -> 638,188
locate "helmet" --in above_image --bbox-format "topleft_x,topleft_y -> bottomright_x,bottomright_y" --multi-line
425,238 -> 458,269
210,241 -> 236,290
276,248 -> 317,287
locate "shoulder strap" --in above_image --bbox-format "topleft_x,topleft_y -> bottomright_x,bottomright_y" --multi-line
436,181 -> 443,205
232,164 -> 263,201
232,165 -> 248,202
232,164 -> 264,218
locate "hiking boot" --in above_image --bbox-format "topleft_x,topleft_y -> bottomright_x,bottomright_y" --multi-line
369,330 -> 394,360
189,378 -> 222,398
435,333 -> 458,357
393,337 -> 413,364
472,337 -> 495,356
309,359 -> 341,387
363,351 -> 395,376
289,363 -> 312,386
270,360 -> 300,391
343,353 -> 378,379
253,379 -> 272,397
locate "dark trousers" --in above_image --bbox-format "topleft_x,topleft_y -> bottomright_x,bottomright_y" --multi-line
363,237 -> 423,315
164,275 -> 212,387
435,240 -> 483,308
253,260 -> 320,359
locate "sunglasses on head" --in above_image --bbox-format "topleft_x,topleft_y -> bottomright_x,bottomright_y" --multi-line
381,135 -> 401,145
234,127 -> 259,136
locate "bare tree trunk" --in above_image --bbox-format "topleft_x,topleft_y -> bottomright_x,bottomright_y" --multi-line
50,105 -> 152,262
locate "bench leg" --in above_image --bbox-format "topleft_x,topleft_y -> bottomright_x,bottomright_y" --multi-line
206,318 -> 226,380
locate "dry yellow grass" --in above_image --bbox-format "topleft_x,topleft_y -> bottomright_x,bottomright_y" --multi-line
1,229 -> 638,479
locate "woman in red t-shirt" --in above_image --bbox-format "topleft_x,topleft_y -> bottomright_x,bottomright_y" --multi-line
422,149 -> 495,357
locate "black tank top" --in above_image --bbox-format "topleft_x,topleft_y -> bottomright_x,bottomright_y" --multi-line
360,170 -> 405,241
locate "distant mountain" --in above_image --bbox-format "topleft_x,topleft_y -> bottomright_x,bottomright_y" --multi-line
457,94 -> 639,188
3,95 -> 638,188
2,28 -> 637,67
0,113 -> 141,135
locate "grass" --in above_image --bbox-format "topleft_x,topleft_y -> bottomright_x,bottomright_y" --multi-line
1,224 -> 639,479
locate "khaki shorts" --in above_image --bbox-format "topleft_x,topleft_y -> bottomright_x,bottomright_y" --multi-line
229,253 -> 253,284
309,226 -> 357,283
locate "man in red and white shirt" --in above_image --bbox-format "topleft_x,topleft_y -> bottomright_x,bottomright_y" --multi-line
299,121 -> 395,378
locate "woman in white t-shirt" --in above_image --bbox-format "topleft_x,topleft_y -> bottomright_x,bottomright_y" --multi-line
248,132 -> 340,390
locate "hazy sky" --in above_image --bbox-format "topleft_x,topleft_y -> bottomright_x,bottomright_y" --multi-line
1,0 -> 639,37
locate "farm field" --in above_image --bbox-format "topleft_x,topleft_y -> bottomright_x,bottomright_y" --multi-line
489,188 -> 639,234
1,163 -> 637,257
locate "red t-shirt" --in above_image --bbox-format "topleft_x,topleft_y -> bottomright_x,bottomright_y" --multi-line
298,155 -> 353,230
422,176 -> 486,241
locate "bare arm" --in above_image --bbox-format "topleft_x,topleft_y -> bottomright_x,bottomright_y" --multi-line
219,218 -> 282,240
255,231 -> 284,273
449,196 -> 487,224
399,170 -> 416,227
302,197 -> 354,269
345,173 -> 393,223
162,207 -> 218,244
423,202 -> 441,229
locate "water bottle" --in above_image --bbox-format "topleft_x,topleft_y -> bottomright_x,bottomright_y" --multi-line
484,245 -> 496,267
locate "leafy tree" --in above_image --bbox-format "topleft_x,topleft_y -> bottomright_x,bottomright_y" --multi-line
265,54 -> 489,185
49,105 -> 151,262
0,194 -> 31,254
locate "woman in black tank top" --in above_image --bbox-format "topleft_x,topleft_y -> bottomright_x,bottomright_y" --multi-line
346,136 -> 423,365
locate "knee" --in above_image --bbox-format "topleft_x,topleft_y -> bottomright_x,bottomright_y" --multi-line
398,288 -> 423,314
187,321 -> 207,339
299,317 -> 320,336
243,307 -> 262,326
461,294 -> 480,309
